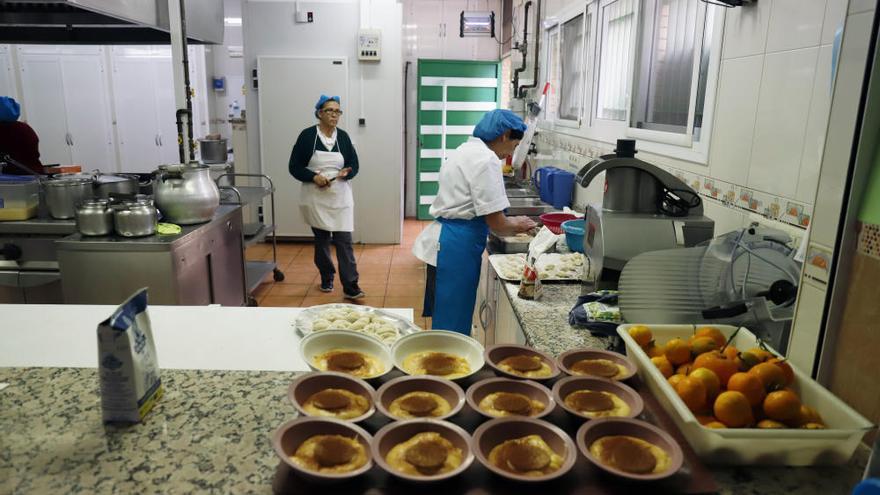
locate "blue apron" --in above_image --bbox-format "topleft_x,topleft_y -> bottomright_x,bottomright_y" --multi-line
431,217 -> 489,335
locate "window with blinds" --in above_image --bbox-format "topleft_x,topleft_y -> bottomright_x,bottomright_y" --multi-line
596,0 -> 635,122
559,13 -> 586,121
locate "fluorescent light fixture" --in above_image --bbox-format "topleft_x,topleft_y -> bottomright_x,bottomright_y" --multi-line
460,11 -> 495,38
224,17 -> 242,26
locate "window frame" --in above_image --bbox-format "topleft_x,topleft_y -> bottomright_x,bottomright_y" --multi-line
591,0 -> 639,142
542,2 -> 593,129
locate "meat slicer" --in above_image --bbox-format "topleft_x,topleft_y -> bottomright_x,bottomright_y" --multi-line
576,139 -> 714,288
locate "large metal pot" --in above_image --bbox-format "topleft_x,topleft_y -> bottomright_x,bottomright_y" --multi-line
198,138 -> 228,164
94,173 -> 141,199
75,199 -> 113,236
154,163 -> 220,225
44,176 -> 94,219
113,200 -> 158,237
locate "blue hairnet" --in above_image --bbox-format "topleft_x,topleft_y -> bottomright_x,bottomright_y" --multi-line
473,109 -> 526,142
314,95 -> 341,117
0,96 -> 20,122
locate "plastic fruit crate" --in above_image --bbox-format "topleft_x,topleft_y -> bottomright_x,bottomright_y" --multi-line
617,324 -> 873,465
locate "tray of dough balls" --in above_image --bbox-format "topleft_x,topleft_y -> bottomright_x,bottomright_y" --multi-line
294,304 -> 420,346
489,252 -> 584,282
617,323 -> 873,466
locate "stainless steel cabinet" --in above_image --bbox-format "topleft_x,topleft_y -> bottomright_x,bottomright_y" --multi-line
472,256 -> 526,346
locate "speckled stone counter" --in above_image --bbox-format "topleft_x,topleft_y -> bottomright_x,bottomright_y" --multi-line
501,280 -> 613,352
0,366 -> 869,494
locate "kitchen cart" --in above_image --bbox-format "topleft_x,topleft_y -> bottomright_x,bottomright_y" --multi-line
216,173 -> 284,305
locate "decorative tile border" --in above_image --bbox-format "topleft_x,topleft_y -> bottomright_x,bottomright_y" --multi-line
533,131 -> 812,231
858,222 -> 880,259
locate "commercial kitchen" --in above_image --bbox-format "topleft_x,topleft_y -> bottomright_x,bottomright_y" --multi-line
1,0 -> 879,494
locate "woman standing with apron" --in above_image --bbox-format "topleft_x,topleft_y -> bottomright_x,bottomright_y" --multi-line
413,110 -> 537,334
289,95 -> 364,299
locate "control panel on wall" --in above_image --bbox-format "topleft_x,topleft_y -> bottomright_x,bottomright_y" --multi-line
358,29 -> 381,61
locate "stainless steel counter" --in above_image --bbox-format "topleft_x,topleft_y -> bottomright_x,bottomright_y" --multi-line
0,217 -> 77,235
56,205 -> 247,306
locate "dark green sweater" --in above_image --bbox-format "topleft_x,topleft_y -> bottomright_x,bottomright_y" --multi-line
288,125 -> 359,183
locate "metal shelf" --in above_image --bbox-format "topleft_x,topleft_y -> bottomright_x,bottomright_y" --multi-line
245,260 -> 275,293
244,223 -> 274,247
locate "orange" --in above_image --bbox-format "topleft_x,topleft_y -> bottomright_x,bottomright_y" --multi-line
667,374 -> 686,389
690,336 -> 719,357
695,415 -> 715,426
763,390 -> 801,422
676,362 -> 693,376
694,327 -> 727,348
652,356 -> 674,378
791,404 -> 823,427
800,422 -> 826,429
714,391 -> 754,428
665,338 -> 692,366
628,325 -> 653,348
767,358 -> 795,386
689,367 -> 721,401
693,351 -> 739,387
749,362 -> 787,392
705,421 -> 727,429
757,419 -> 787,429
747,347 -> 773,362
674,376 -> 708,413
722,345 -> 739,361
737,351 -> 763,371
727,372 -> 766,408
646,342 -> 666,358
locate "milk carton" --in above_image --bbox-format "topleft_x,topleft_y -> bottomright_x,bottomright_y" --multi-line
97,288 -> 163,423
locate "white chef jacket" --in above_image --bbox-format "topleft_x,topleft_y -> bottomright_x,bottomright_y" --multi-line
412,137 -> 510,266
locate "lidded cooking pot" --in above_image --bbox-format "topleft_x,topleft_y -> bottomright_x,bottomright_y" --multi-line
44,176 -> 94,219
113,199 -> 158,237
75,198 -> 113,236
153,163 -> 220,225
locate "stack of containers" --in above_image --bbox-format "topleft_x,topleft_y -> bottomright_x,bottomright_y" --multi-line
532,166 -> 575,209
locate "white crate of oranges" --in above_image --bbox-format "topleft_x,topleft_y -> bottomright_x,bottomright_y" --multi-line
617,324 -> 872,466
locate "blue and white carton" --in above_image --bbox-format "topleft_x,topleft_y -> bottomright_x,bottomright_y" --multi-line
97,288 -> 163,423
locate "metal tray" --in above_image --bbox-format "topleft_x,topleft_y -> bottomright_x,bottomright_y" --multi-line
489,253 -> 585,282
292,303 -> 420,346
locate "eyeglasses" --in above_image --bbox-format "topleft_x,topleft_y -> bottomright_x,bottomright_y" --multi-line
322,109 -> 343,115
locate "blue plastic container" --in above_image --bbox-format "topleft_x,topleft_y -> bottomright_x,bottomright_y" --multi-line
547,169 -> 575,209
562,219 -> 585,253
532,166 -> 559,204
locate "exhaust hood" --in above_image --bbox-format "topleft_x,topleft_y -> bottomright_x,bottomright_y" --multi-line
0,0 -> 224,44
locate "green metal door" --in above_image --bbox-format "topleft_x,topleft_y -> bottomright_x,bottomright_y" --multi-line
416,59 -> 502,219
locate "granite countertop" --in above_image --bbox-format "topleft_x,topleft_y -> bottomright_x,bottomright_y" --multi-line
0,365 -> 869,495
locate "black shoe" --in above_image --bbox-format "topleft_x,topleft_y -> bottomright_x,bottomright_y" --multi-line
344,286 -> 365,300
319,280 -> 333,293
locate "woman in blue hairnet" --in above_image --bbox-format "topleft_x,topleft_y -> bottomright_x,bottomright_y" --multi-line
413,109 -> 537,334
0,96 -> 44,175
289,95 -> 364,299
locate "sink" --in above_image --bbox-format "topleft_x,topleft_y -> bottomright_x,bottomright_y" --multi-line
506,197 -> 555,216
506,188 -> 539,198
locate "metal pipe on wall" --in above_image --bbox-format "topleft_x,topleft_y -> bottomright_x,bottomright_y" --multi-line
518,0 -> 541,98
169,0 -> 195,163
511,0 -> 531,99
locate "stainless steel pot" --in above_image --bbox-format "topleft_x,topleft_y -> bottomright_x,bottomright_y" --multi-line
154,163 -> 220,225
198,138 -> 228,164
113,200 -> 158,237
94,173 -> 140,199
44,176 -> 94,219
75,199 -> 113,236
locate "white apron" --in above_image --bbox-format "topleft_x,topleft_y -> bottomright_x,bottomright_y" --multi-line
299,130 -> 354,232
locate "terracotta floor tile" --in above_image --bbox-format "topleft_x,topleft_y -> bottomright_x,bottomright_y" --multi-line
388,272 -> 426,285
359,272 -> 390,284
268,284 -> 310,297
279,271 -> 319,285
357,257 -> 393,266
357,283 -> 387,297
259,295 -> 304,307
348,296 -> 385,307
252,282 -> 273,298
384,296 -> 424,311
389,265 -> 424,276
357,264 -> 390,276
425,317 -> 432,330
301,295 -> 345,307
385,283 -> 424,297
306,283 -> 341,296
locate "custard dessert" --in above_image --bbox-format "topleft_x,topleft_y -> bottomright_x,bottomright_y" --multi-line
478,391 -> 545,417
568,358 -> 628,380
589,435 -> 671,475
302,388 -> 371,420
488,434 -> 564,477
388,391 -> 452,419
497,354 -> 553,378
385,432 -> 464,476
313,349 -> 385,378
402,351 -> 470,379
563,390 -> 630,418
289,434 -> 368,474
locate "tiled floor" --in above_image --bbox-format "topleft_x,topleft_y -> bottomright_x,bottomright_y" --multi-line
246,218 -> 434,329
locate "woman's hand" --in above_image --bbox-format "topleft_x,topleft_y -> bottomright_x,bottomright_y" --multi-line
337,167 -> 352,181
313,174 -> 330,188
